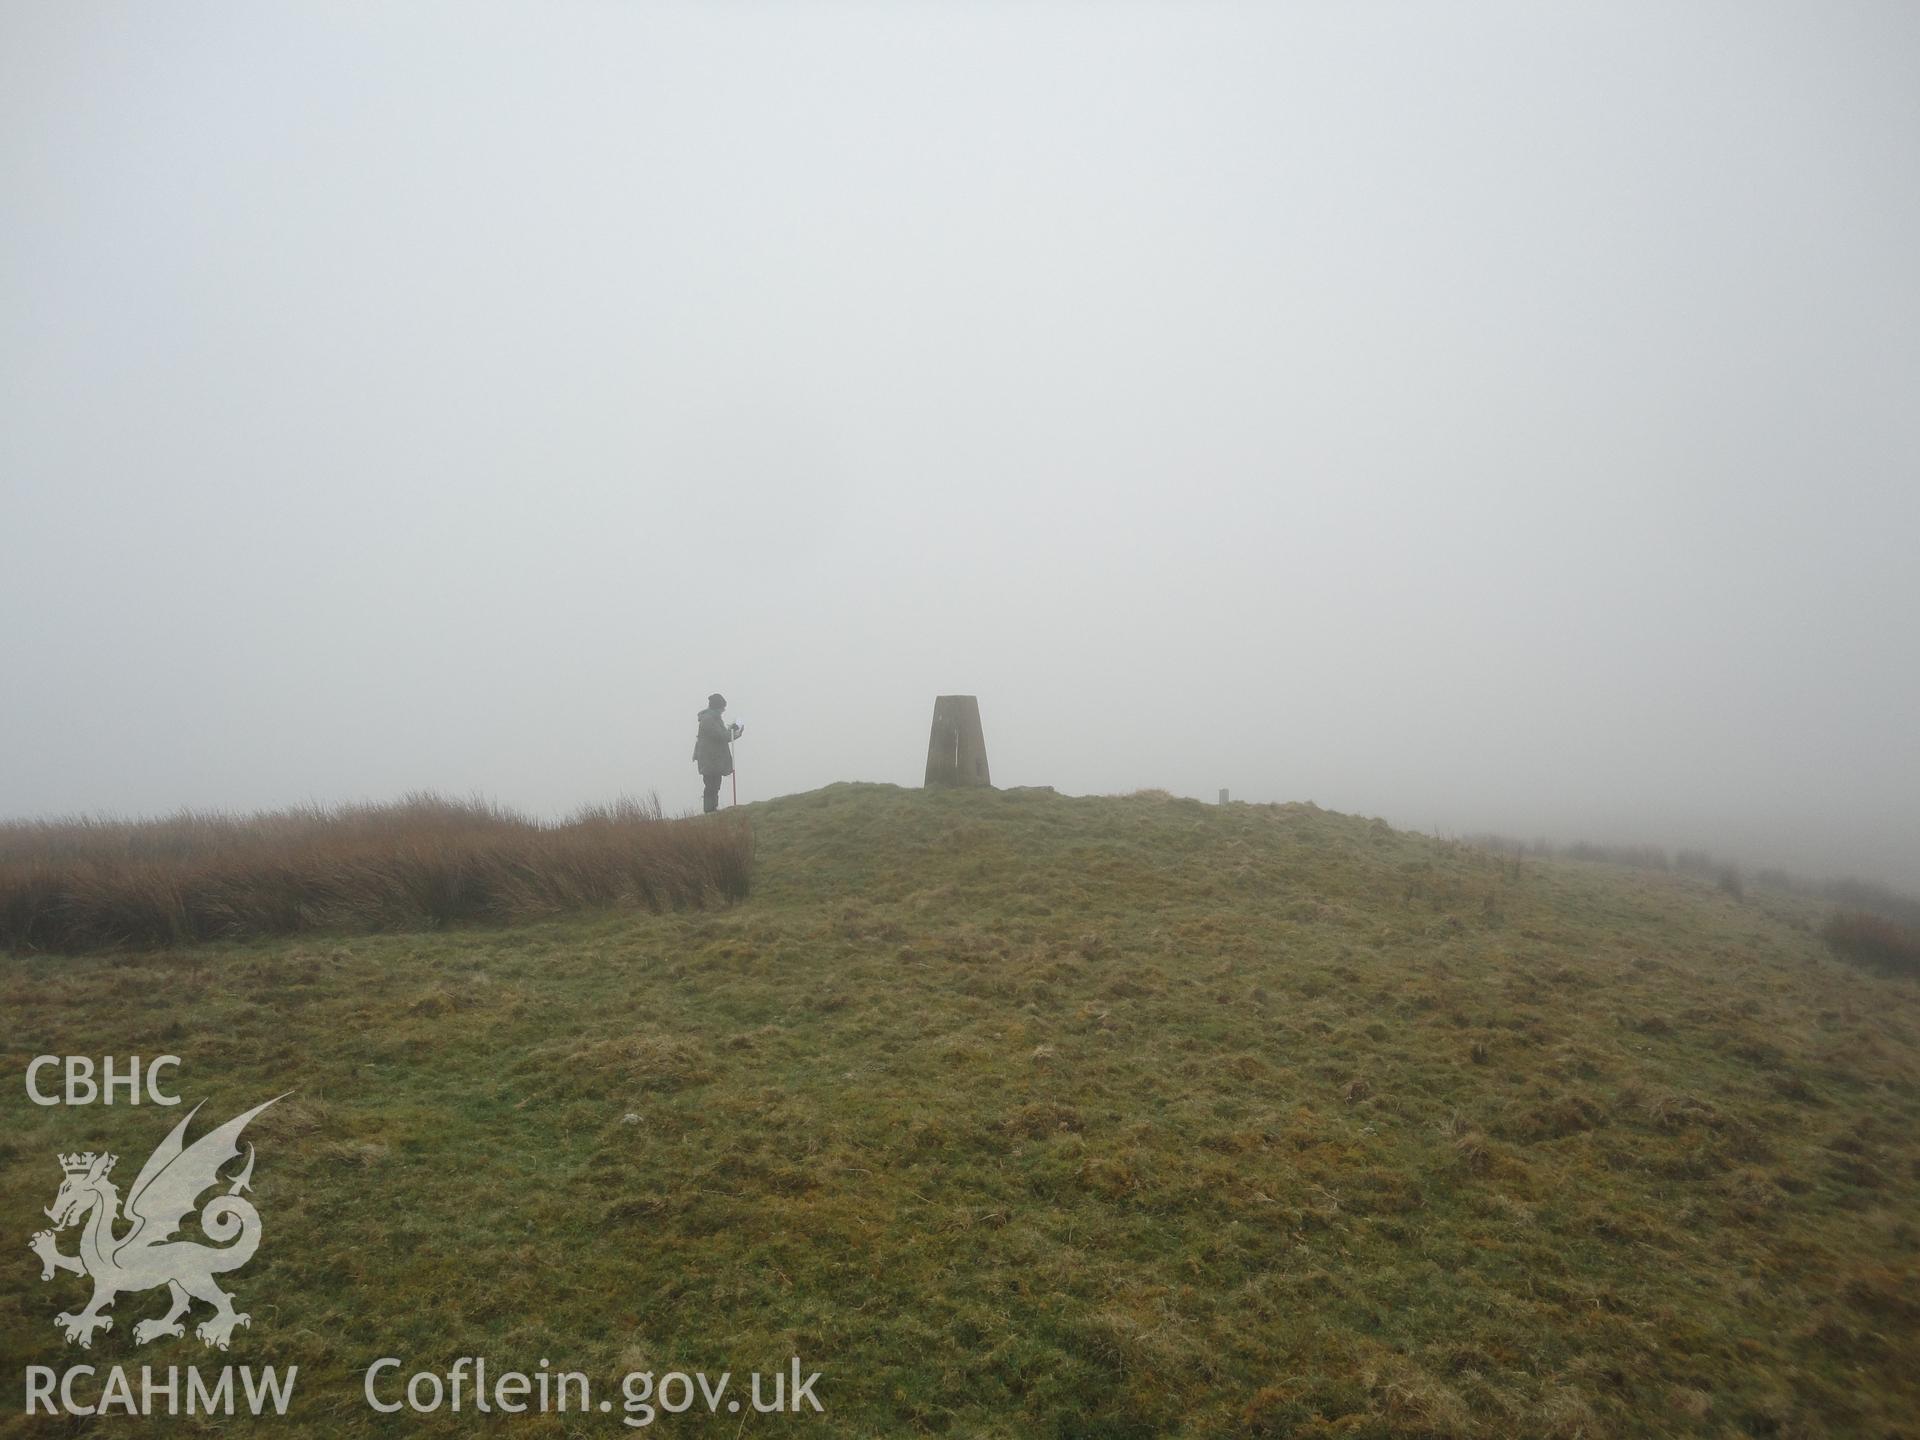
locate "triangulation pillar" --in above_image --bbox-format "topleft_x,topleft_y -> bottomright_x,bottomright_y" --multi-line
924,695 -> 991,788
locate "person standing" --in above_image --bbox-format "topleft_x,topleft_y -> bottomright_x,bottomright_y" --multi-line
692,692 -> 742,813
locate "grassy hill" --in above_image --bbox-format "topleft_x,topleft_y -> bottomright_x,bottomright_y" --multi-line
4,783 -> 1916,1437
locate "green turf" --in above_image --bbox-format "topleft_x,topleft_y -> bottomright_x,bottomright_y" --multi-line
4,783 -> 1915,1436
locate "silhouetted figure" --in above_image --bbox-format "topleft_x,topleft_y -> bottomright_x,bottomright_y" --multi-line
692,693 -> 742,813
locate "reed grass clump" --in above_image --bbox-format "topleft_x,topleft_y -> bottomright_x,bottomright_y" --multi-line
1822,909 -> 1920,978
0,792 -> 751,953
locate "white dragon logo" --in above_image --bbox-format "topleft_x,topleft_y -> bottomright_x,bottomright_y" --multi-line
29,1096 -> 282,1350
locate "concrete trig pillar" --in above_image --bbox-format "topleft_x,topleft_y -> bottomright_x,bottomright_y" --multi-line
924,695 -> 991,788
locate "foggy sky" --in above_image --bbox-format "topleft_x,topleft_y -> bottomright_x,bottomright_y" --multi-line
4,2 -> 1917,890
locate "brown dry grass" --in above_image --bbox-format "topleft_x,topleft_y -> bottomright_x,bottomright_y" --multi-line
0,792 -> 751,953
1823,909 -> 1920,977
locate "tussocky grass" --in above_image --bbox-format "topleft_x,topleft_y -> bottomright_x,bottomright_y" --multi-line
0,792 -> 753,954
1,782 -> 1915,1436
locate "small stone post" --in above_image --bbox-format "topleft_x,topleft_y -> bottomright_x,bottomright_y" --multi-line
924,695 -> 991,788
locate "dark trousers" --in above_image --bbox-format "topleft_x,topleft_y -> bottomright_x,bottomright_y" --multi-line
702,772 -> 723,813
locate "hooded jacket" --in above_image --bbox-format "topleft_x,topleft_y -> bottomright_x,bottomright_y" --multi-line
692,706 -> 734,776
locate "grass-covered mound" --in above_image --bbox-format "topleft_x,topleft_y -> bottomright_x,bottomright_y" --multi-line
3,783 -> 1915,1436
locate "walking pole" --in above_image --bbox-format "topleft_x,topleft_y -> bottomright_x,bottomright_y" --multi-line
732,769 -> 737,807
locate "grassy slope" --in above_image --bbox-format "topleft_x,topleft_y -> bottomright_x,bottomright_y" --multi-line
3,783 -> 1916,1438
